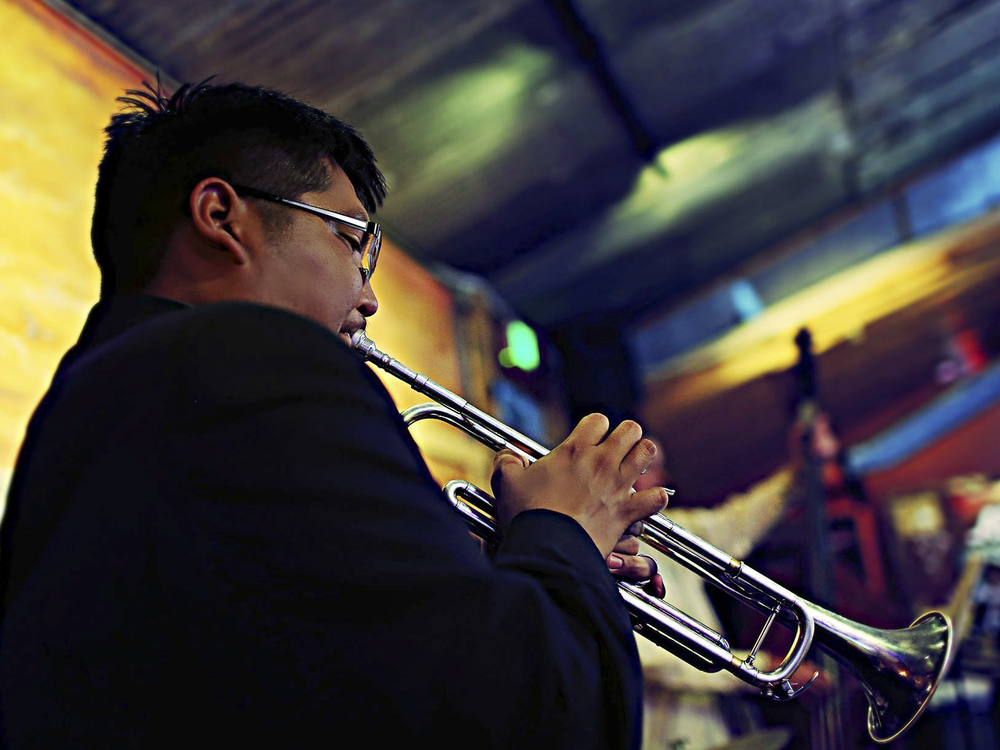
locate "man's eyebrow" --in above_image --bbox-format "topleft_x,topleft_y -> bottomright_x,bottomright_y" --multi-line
322,205 -> 369,223
343,208 -> 370,223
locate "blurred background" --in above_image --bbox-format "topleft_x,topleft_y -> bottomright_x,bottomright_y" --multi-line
3,0 -> 1000,747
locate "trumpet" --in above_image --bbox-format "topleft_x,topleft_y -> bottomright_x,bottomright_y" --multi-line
353,332 -> 954,744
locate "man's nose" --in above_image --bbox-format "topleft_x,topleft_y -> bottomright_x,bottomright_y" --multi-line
358,277 -> 378,317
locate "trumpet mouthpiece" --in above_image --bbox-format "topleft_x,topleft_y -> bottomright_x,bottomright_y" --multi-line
351,331 -> 376,356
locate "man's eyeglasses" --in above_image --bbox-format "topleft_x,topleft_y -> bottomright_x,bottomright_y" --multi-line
232,184 -> 381,283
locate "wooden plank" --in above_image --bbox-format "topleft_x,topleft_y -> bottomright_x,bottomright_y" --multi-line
640,222 -> 1000,502
607,0 -> 834,131
68,0 -> 534,111
573,0 -> 728,46
844,0 -> 996,69
492,93 -> 852,318
849,0 -> 1000,113
0,0 -> 146,479
854,39 -> 1000,188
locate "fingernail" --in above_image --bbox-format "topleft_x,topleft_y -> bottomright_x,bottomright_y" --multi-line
608,554 -> 624,569
641,555 -> 658,576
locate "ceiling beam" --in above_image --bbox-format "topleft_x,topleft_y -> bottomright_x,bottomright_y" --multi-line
541,0 -> 659,162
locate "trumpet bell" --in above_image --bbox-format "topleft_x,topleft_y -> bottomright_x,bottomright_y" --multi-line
353,331 -> 956,744
859,611 -> 954,744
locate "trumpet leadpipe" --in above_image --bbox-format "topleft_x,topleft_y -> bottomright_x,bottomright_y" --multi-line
353,331 -> 954,743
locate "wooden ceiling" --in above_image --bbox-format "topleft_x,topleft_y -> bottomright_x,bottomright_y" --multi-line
62,0 -> 1000,331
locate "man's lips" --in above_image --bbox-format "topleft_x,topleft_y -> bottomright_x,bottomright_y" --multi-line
339,324 -> 364,346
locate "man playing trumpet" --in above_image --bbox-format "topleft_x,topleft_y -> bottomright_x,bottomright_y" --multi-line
0,79 -> 666,749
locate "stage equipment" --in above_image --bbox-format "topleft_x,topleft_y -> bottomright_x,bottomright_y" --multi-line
353,332 -> 955,744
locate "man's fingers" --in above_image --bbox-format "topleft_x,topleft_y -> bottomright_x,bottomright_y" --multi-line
489,449 -> 529,496
624,520 -> 645,537
608,553 -> 658,581
620,437 -> 657,482
491,449 -> 529,475
624,487 -> 670,524
564,413 -> 611,447
600,419 -> 642,460
613,535 -> 640,556
643,573 -> 666,599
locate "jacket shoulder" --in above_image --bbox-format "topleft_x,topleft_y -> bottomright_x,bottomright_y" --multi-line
170,302 -> 383,403
172,302 -> 354,356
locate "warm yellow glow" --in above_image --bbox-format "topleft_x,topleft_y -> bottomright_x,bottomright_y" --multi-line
582,95 -> 844,266
0,0 -> 493,505
397,44 -> 554,187
889,492 -> 946,538
598,129 -> 744,241
648,132 -> 742,187
0,0 -> 146,494
364,240 -> 495,490
647,210 -> 1000,406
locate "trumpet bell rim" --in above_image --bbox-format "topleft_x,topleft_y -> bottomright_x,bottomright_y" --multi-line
868,610 -> 955,744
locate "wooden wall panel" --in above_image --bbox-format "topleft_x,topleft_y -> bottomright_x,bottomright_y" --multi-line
0,0 -> 146,497
365,240 -> 495,491
0,0 -> 489,506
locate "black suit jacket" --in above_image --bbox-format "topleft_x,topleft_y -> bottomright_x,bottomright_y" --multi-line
0,295 -> 642,748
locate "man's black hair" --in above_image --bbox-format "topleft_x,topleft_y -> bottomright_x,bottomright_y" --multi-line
92,77 -> 387,299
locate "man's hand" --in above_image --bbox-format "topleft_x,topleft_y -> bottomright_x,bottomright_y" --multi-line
491,414 -> 669,559
788,411 -> 840,471
607,520 -> 666,598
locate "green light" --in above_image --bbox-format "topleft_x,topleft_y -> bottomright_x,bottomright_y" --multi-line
500,321 -> 540,372
389,45 -> 556,189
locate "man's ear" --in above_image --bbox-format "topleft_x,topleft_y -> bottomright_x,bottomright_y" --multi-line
187,178 -> 256,266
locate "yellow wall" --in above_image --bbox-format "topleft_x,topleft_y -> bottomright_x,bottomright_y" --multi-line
365,241 -> 496,491
0,0 -> 146,497
0,0 -> 492,510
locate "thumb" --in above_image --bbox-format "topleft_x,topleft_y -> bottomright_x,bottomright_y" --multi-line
625,487 -> 670,525
490,449 -> 529,494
